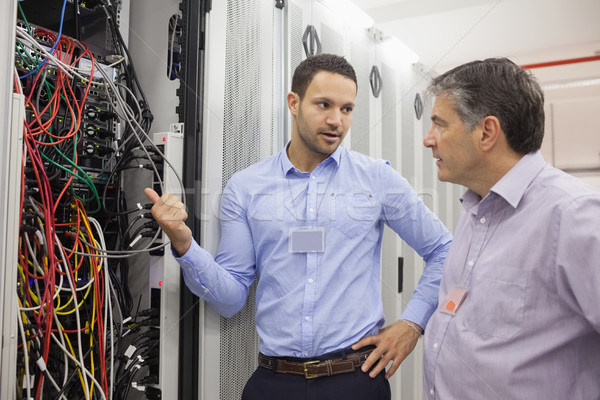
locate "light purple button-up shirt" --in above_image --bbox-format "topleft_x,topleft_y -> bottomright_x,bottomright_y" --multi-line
424,151 -> 600,400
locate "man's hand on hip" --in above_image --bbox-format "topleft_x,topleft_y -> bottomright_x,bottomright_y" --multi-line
352,319 -> 422,379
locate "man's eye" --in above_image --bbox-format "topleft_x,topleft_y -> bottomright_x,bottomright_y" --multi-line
343,107 -> 353,113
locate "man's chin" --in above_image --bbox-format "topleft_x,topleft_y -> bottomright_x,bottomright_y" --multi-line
437,171 -> 450,183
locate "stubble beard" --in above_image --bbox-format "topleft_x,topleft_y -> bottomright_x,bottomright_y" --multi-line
295,106 -> 339,158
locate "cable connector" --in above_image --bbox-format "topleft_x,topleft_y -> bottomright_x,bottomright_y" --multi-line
141,231 -> 160,238
137,308 -> 159,318
145,385 -> 162,399
138,375 -> 158,385
138,318 -> 159,327
141,107 -> 154,123
105,54 -> 124,64
138,212 -> 154,220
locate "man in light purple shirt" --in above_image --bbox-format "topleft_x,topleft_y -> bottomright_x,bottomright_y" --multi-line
422,57 -> 600,399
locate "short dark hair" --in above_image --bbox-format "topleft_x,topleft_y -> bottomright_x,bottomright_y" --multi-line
426,57 -> 545,155
291,53 -> 357,99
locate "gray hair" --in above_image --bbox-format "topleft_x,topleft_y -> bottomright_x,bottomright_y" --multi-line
426,58 -> 545,155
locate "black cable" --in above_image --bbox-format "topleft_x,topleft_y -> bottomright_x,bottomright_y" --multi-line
50,343 -> 96,400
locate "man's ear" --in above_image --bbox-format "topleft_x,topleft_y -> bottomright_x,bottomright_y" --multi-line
480,115 -> 503,152
287,92 -> 299,116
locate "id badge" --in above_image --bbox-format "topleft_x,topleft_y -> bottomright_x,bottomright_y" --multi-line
289,227 -> 325,253
440,287 -> 469,315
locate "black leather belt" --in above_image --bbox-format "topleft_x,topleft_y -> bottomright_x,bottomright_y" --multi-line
258,349 -> 373,379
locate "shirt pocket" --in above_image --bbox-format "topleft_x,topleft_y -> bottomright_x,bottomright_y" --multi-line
329,191 -> 380,239
462,265 -> 527,339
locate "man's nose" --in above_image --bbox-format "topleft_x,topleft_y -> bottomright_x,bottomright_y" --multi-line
423,127 -> 435,148
326,109 -> 342,127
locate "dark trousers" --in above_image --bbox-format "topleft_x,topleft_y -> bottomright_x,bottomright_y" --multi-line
241,348 -> 391,400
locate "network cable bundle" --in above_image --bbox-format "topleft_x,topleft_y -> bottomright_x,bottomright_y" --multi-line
12,1 -> 182,399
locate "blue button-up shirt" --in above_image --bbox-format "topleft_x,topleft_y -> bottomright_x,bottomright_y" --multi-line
424,151 -> 600,399
177,146 -> 451,357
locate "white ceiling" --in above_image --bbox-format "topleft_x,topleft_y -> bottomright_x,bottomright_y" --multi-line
350,0 -> 600,76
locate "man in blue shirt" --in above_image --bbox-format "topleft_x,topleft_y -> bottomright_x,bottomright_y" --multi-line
145,54 -> 451,399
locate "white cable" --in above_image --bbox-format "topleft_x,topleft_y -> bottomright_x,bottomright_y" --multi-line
49,332 -> 107,400
93,56 -> 188,204
51,311 -> 70,399
15,28 -> 78,80
14,66 -> 24,93
88,216 -> 116,399
17,305 -> 32,400
19,232 -> 64,312
55,236 -> 91,400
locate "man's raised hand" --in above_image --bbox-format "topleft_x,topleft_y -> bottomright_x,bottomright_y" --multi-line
144,188 -> 192,256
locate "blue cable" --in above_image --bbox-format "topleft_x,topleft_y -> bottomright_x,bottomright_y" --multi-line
19,0 -> 68,80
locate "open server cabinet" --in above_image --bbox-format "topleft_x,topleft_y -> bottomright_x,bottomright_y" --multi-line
1,0 -> 206,399
0,0 -> 462,399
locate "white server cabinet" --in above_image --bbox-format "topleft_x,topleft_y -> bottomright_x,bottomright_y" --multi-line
148,128 -> 184,399
0,1 -> 22,398
200,1 -> 282,399
375,43 -> 413,399
0,93 -> 25,400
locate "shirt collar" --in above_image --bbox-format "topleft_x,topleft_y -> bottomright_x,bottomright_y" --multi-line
490,151 -> 547,208
460,151 -> 547,211
279,142 -> 343,176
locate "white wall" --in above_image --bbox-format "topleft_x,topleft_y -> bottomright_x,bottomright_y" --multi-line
532,58 -> 600,190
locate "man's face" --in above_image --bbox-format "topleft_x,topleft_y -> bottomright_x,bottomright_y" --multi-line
291,71 -> 356,158
423,94 -> 481,186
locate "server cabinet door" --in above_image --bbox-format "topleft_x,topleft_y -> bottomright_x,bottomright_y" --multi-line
201,1 -> 282,399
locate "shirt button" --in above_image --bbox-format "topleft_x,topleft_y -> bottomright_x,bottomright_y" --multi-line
308,279 -> 314,284
430,388 -> 435,395
480,217 -> 486,224
305,316 -> 310,321
433,343 -> 439,349
309,208 -> 314,213
468,260 -> 474,267
311,176 -> 315,180
304,352 -> 309,357
188,267 -> 193,272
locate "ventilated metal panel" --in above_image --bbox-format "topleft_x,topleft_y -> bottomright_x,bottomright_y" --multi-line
381,63 -> 397,165
218,283 -> 259,400
321,23 -> 343,55
289,2 -> 304,88
219,0 -> 274,398
351,46 -> 371,156
289,2 -> 304,140
222,1 -> 263,185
